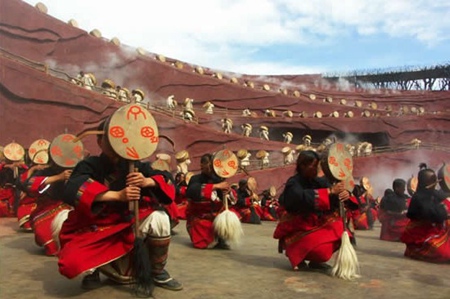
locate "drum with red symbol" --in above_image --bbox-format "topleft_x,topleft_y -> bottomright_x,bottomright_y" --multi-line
28,139 -> 50,165
49,134 -> 84,168
212,149 -> 239,178
3,142 -> 25,162
106,103 -> 159,160
321,142 -> 353,185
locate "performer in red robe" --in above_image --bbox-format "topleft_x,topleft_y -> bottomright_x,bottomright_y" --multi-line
235,179 -> 262,224
273,150 -> 358,271
58,129 -> 182,293
378,179 -> 410,242
260,188 -> 279,221
0,162 -> 27,218
174,172 -> 188,220
185,153 -> 238,249
16,164 -> 49,231
347,184 -> 378,230
401,166 -> 450,262
22,164 -> 73,255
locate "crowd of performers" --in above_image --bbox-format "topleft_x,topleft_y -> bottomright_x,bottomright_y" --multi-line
1,136 -> 449,297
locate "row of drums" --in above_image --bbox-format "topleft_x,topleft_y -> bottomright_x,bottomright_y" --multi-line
1,134 -> 85,168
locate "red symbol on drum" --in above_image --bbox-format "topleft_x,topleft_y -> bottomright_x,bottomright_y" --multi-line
141,126 -> 155,138
127,105 -> 147,120
36,158 -> 44,164
328,156 -> 338,166
228,160 -> 237,169
221,170 -> 229,176
126,147 -> 140,159
222,150 -> 231,157
4,149 -> 10,155
445,176 -> 450,184
122,138 -> 129,144
214,159 -> 222,168
51,146 -> 63,157
62,134 -> 75,142
29,148 -> 36,155
37,140 -> 47,146
65,159 -> 75,166
338,169 -> 346,178
74,145 -> 83,157
150,136 -> 159,143
337,143 -> 344,152
344,158 -> 353,171
109,126 -> 125,138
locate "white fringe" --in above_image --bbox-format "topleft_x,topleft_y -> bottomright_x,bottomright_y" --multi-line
213,210 -> 244,246
51,209 -> 70,250
331,231 -> 360,280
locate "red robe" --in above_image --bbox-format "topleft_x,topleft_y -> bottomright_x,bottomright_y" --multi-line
261,196 -> 279,221
0,186 -> 15,217
185,173 -> 239,249
175,184 -> 188,220
379,196 -> 411,242
23,172 -> 72,256
58,156 -> 175,279
17,168 -> 37,230
235,189 -> 262,224
273,174 -> 358,268
401,194 -> 450,263
347,194 -> 378,230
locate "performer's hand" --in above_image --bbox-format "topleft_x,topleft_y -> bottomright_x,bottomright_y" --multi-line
121,186 -> 141,201
126,172 -> 151,188
338,190 -> 350,202
214,181 -> 230,192
60,170 -> 72,181
330,182 -> 345,195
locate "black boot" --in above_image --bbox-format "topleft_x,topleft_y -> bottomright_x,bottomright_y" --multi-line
81,269 -> 102,290
147,236 -> 183,291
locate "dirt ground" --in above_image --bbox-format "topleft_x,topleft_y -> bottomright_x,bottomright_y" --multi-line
0,217 -> 449,299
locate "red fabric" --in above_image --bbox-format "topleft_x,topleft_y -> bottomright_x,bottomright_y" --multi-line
24,175 -> 72,255
0,187 -> 15,217
186,186 -> 238,248
274,208 -> 346,267
31,198 -> 72,255
165,200 -> 180,228
16,194 -> 36,230
58,173 -> 175,278
400,200 -> 450,262
378,209 -> 410,241
348,195 -> 378,230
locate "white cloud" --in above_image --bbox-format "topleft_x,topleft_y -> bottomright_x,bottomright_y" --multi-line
23,0 -> 450,74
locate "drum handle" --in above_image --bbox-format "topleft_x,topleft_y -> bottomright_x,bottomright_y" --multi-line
129,162 -> 141,238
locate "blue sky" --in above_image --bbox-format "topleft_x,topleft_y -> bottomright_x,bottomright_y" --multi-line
23,0 -> 450,75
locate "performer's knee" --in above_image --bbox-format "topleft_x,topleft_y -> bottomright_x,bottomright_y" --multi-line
140,210 -> 171,237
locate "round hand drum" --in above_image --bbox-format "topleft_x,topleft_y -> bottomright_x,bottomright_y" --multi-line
107,104 -> 159,160
213,149 -> 239,178
50,134 -> 84,168
326,143 -> 353,181
437,163 -> 450,193
29,139 -> 50,165
3,142 -> 25,162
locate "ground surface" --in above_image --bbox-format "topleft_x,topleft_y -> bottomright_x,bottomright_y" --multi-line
1,217 -> 449,299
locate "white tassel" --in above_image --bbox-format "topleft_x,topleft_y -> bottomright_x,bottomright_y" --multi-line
331,231 -> 360,280
213,194 -> 243,246
51,209 -> 70,250
213,210 -> 243,245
